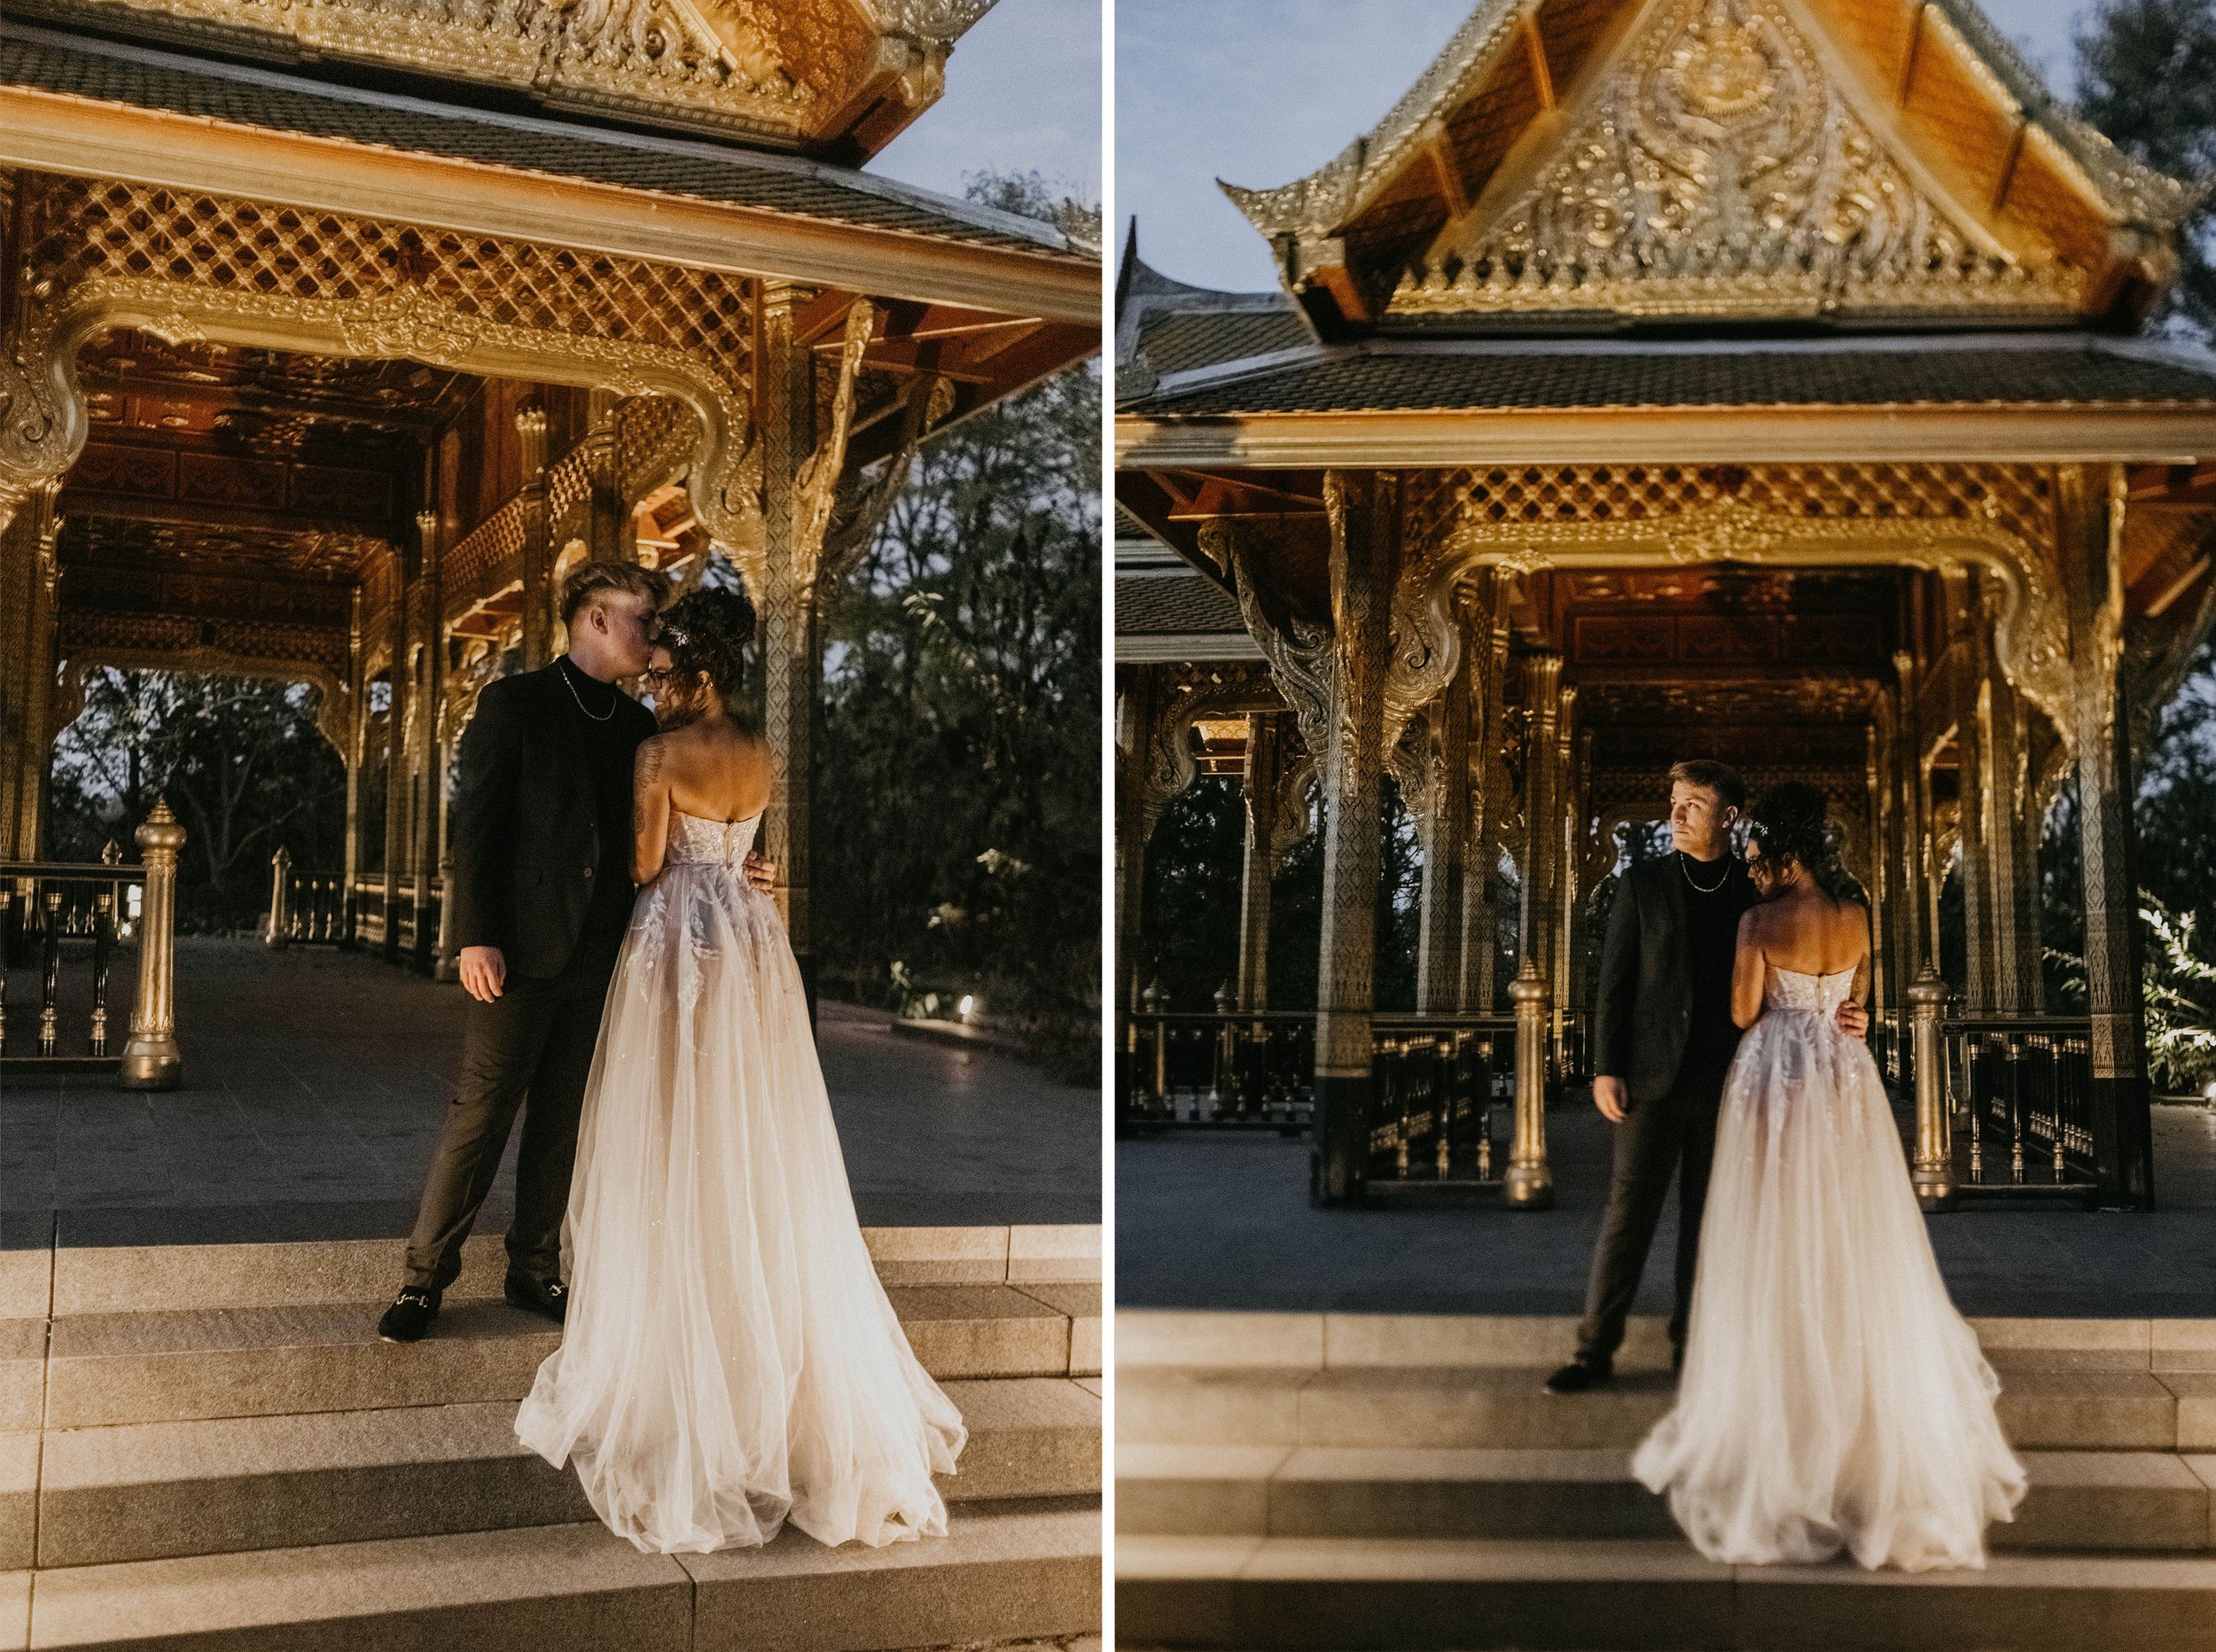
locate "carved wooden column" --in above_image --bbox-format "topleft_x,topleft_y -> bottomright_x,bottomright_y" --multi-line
1311,471 -> 1395,1205
341,588 -> 366,942
1113,668 -> 1159,1015
1890,659 -> 1930,986
411,510 -> 442,968
1982,632 -> 2041,1013
1556,723 -> 1589,1069
1237,710 -> 1284,1013
1416,639 -> 1470,1014
0,479 -> 60,861
1460,584 -> 1510,1012
380,544 -> 410,963
515,400 -> 552,671
1948,572 -> 1994,1009
1864,723 -> 1891,1018
2059,464 -> 2154,1209
584,388 -> 634,565
1518,654 -> 1565,994
757,279 -> 821,1019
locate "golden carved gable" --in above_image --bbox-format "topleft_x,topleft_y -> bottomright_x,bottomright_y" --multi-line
19,0 -> 990,152
1392,0 -> 2081,323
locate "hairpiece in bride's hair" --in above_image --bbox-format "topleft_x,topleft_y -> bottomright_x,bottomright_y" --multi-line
656,586 -> 756,705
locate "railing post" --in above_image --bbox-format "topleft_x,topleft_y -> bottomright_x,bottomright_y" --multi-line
1910,965 -> 1954,1211
1505,958 -> 1554,1208
120,799 -> 185,1091
265,846 -> 292,949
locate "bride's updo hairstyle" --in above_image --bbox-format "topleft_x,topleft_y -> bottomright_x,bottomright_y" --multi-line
1748,782 -> 1867,904
655,586 -> 756,711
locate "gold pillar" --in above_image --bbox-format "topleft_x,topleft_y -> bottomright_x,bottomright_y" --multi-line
380,545 -> 410,962
1312,471 -> 1394,1206
1416,636 -> 1470,1015
340,587 -> 365,941
1864,723 -> 1889,1018
2059,464 -> 2153,1208
1115,669 -> 1159,1014
584,388 -> 634,564
120,799 -> 184,1090
1506,957 -> 1554,1207
516,400 -> 552,671
1237,710 -> 1284,1013
1460,584 -> 1510,1012
757,279 -> 821,1015
0,479 -> 60,861
1517,654 -> 1565,990
1982,629 -> 2041,1014
1948,573 -> 1993,1009
411,509 -> 441,967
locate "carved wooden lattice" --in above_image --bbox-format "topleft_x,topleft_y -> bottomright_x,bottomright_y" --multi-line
22,177 -> 755,384
1403,462 -> 2055,561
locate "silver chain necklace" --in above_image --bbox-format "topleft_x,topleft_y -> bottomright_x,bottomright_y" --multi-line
1679,850 -> 1730,894
558,658 -> 617,722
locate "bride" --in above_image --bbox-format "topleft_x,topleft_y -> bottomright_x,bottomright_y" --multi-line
1630,783 -> 2025,1571
514,585 -> 965,1554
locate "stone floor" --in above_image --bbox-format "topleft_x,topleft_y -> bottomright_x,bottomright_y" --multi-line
3,935 -> 1099,1247
1118,1093 -> 2216,1319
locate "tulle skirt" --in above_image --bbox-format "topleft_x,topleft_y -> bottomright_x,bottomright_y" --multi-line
513,862 -> 966,1554
1629,1009 -> 2025,1570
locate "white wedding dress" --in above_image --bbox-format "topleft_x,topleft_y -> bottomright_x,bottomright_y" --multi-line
514,810 -> 966,1554
1630,965 -> 2025,1571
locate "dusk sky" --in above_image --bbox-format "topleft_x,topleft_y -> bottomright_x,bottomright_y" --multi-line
1117,1 -> 2101,293
871,0 -> 1101,210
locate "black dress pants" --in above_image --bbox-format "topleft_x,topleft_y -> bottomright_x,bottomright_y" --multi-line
1574,1066 -> 1729,1362
402,939 -> 619,1292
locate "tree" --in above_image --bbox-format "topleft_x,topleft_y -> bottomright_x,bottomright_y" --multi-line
812,171 -> 1101,1077
46,668 -> 347,931
2076,0 -> 2216,338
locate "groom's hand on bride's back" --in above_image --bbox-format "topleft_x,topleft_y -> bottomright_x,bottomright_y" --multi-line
1836,1001 -> 1869,1040
1594,1074 -> 1628,1123
742,853 -> 776,895
459,945 -> 507,1003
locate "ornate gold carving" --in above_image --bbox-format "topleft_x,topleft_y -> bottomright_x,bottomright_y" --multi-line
1209,517 -> 1335,757
794,298 -> 877,583
1391,0 -> 2082,322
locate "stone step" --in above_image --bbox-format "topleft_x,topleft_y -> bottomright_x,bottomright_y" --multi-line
35,1376 -> 1096,1568
35,1282 -> 1099,1429
1117,1533 -> 2216,1650
0,1226 -> 1098,1320
1117,1443 -> 2216,1552
1118,1364 -> 2216,1455
10,1497 -> 1098,1651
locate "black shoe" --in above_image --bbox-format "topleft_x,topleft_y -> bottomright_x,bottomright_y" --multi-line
1544,1356 -> 1613,1394
378,1286 -> 441,1343
504,1272 -> 568,1323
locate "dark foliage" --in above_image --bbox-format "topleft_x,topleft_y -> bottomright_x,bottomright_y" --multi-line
2076,0 -> 2216,339
813,173 -> 1101,1079
46,668 -> 347,932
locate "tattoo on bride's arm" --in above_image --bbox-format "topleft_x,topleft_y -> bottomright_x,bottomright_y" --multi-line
636,739 -> 665,794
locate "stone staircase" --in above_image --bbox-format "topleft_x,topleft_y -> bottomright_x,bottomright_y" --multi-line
0,1225 -> 1101,1649
1118,1308 -> 2216,1649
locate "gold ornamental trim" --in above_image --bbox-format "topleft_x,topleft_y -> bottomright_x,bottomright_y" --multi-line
0,82 -> 1098,323
1114,405 -> 2216,471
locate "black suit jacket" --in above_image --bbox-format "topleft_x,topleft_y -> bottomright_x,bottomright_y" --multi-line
448,664 -> 656,978
1593,854 -> 1759,1104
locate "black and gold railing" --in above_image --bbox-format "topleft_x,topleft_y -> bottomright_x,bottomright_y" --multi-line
262,848 -> 347,947
0,801 -> 184,1088
1120,996 -> 1315,1133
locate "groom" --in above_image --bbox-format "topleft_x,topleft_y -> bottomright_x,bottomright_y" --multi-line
1545,760 -> 1865,1393
378,562 -> 769,1343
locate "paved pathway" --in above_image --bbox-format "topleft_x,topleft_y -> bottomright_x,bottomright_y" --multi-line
1119,1096 -> 2216,1320
4,936 -> 1098,1247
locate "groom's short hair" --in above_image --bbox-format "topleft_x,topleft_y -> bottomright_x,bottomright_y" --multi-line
1668,759 -> 1746,814
561,560 -> 668,627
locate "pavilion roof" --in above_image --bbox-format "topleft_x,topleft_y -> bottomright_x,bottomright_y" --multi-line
0,26 -> 1081,261
1216,0 -> 2201,333
1122,329 -> 2216,419
7,0 -> 997,158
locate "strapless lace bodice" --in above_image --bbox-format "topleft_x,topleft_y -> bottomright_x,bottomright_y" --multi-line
1765,966 -> 1856,1014
666,810 -> 761,869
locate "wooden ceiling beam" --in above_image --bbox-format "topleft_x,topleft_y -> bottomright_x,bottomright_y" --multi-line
1521,12 -> 1557,112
